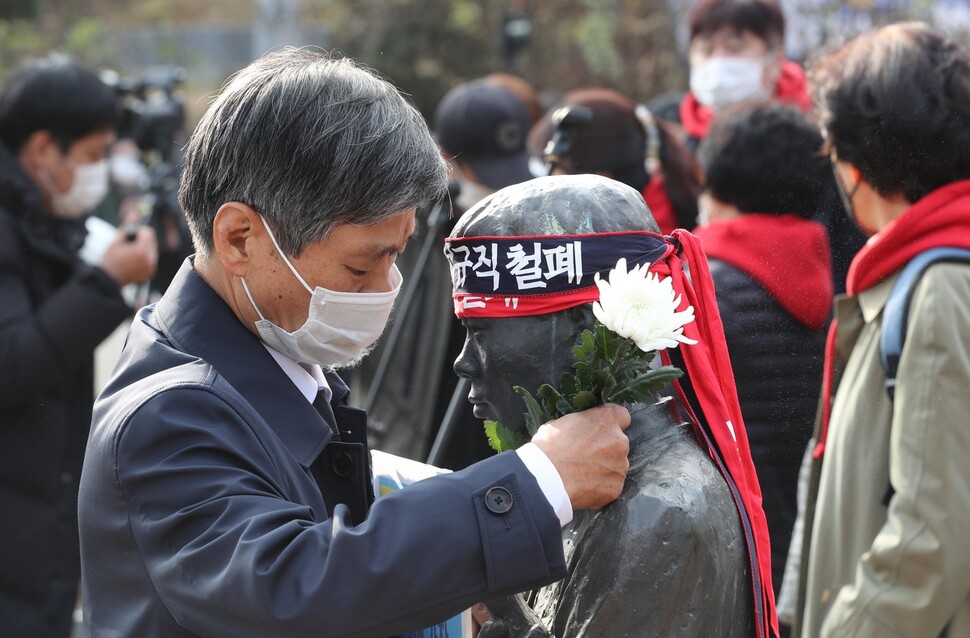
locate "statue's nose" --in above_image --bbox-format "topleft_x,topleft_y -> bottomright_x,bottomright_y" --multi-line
453,339 -> 479,379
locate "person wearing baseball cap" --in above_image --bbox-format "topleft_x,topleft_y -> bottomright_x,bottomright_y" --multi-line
434,79 -> 534,214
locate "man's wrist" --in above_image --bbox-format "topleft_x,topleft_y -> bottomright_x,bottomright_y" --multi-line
516,442 -> 573,527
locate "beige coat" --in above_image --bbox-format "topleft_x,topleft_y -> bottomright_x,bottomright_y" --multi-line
799,263 -> 970,637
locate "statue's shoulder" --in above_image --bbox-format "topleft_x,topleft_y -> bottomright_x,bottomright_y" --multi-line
626,400 -> 727,481
615,401 -> 743,539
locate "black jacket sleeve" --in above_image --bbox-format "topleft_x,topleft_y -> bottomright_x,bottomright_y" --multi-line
0,214 -> 131,410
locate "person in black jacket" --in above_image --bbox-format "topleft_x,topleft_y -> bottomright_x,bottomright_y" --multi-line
0,53 -> 157,637
694,102 -> 833,611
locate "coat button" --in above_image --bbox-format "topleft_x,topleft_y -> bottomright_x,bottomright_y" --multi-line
332,451 -> 355,477
485,487 -> 513,514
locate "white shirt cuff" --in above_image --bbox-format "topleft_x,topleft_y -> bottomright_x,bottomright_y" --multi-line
516,442 -> 573,527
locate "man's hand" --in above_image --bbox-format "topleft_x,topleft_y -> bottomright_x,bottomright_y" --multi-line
530,404 -> 631,510
100,225 -> 158,287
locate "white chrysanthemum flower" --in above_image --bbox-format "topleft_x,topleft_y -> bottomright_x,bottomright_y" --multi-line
592,258 -> 698,352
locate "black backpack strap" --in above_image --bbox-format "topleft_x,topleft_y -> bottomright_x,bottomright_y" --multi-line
880,247 -> 970,400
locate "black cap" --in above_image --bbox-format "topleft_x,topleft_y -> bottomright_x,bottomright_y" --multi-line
433,80 -> 533,190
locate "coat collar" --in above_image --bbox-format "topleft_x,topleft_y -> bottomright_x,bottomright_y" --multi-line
857,273 -> 896,325
154,258 -> 333,466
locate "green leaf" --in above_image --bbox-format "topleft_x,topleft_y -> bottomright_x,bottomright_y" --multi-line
613,351 -> 655,380
574,329 -> 596,363
592,368 -> 617,400
514,386 -> 549,436
608,366 -> 684,404
611,337 -> 634,367
572,390 -> 599,411
572,360 -> 595,389
536,383 -> 568,416
560,372 -> 578,398
596,323 -> 611,361
536,383 -> 563,402
484,420 -> 528,452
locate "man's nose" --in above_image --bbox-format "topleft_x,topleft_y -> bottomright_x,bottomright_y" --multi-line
361,263 -> 398,294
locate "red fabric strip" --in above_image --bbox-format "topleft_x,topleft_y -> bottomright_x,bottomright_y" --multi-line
813,320 -> 840,460
453,288 -> 600,319
450,229 -> 779,636
847,179 -> 970,295
661,229 -> 779,638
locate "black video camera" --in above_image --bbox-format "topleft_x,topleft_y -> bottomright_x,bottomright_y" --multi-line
101,66 -> 191,297
103,66 -> 186,164
543,105 -> 593,176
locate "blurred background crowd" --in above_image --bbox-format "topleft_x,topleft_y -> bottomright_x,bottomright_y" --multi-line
2,0 -> 970,122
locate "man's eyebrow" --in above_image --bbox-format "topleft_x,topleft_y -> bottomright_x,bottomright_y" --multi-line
366,232 -> 416,258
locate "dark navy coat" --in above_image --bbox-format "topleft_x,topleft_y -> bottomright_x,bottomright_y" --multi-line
79,260 -> 566,637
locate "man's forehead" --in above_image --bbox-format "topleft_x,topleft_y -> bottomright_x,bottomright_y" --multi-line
338,209 -> 416,251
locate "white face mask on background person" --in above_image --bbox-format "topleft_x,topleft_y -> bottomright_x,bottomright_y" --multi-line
43,159 -> 111,219
690,56 -> 771,112
240,215 -> 403,369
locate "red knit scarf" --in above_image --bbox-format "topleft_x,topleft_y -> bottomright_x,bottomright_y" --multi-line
693,214 -> 833,330
815,179 -> 970,459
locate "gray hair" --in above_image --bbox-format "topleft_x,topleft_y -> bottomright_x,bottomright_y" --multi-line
179,48 -> 448,257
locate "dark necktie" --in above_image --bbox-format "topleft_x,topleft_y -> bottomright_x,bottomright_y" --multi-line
312,389 -> 340,439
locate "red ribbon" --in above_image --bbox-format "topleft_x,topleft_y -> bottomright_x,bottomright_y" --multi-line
658,230 -> 778,638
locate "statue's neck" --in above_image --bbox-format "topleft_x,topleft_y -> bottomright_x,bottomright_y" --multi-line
625,396 -> 690,451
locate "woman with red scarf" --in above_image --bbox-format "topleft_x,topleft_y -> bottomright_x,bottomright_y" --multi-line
796,24 -> 970,638
694,102 -> 833,619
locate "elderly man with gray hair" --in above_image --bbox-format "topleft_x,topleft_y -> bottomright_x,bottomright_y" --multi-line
77,49 -> 632,637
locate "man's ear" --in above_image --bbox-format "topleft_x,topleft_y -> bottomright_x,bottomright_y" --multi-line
211,202 -> 263,278
18,130 -> 59,175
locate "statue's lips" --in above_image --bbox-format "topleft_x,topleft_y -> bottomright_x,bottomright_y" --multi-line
467,396 -> 493,420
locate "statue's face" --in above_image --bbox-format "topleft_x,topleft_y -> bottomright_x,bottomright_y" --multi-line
454,313 -> 581,436
447,175 -> 659,436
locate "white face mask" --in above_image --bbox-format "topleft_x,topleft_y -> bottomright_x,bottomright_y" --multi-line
43,159 -> 110,219
690,56 -> 771,112
241,215 -> 403,369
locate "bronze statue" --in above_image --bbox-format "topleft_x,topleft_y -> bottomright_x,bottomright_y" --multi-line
448,175 -> 757,637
